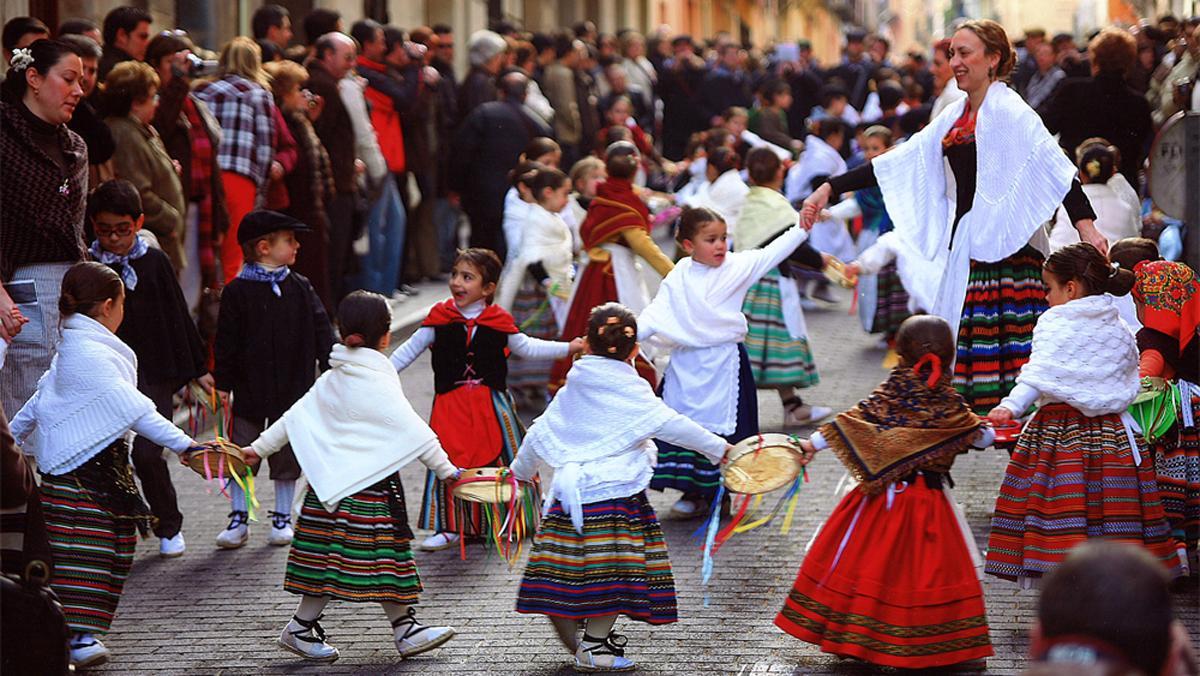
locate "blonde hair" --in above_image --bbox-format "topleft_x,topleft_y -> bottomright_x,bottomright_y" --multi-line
263,59 -> 307,104
217,36 -> 269,88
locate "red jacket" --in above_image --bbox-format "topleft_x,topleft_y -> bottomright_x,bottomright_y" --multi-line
357,57 -> 406,174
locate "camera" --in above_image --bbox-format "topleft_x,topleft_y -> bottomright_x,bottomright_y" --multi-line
186,53 -> 219,78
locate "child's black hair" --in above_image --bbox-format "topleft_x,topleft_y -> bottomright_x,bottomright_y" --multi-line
522,137 -> 561,163
758,78 -> 791,106
1109,237 -> 1160,272
530,167 -> 569,202
587,302 -> 637,362
1077,142 -> 1117,183
59,261 -> 124,318
509,160 -> 544,190
746,146 -> 782,185
675,205 -> 723,245
89,179 -> 144,221
604,141 -> 639,179
707,146 -> 740,176
895,315 -> 955,384
454,248 -> 503,288
1044,241 -> 1135,297
337,290 -> 391,348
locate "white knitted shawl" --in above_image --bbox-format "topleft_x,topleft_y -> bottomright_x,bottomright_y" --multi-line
871,82 -> 1078,336
1016,294 -> 1140,416
521,356 -> 677,530
12,314 -> 155,474
496,203 -> 575,311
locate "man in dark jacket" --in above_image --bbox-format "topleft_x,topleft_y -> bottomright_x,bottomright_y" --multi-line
98,6 -> 151,82
659,35 -> 709,160
305,32 -> 359,302
701,43 -> 753,120
451,72 -> 553,258
827,29 -> 875,112
458,29 -> 506,122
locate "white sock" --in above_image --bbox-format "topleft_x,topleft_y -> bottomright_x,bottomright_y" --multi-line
292,594 -> 330,623
274,479 -> 296,518
230,483 -> 247,514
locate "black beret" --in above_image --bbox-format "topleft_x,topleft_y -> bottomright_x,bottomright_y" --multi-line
236,210 -> 310,245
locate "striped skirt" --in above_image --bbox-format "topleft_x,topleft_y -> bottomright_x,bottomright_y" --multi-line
954,248 -> 1047,414
285,477 -> 421,604
651,345 -> 759,499
508,277 -> 558,393
419,390 -> 535,535
870,263 -> 911,337
1151,387 -> 1200,556
742,270 -> 819,388
40,474 -> 137,634
516,493 -> 677,624
985,404 -> 1186,583
776,475 -> 992,669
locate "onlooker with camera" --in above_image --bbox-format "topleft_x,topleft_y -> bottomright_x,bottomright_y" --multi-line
98,6 -> 151,82
146,32 -> 230,320
194,36 -> 277,283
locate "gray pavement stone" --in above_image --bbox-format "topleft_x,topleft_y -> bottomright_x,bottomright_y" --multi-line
89,286 -> 1198,675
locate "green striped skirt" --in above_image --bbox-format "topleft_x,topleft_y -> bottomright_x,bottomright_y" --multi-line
742,269 -> 818,387
285,476 -> 421,604
508,275 -> 558,391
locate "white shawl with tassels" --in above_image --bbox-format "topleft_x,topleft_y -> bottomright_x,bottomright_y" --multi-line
871,82 -> 1078,336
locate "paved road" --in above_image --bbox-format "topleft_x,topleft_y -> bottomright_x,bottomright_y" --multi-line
93,286 -> 1198,675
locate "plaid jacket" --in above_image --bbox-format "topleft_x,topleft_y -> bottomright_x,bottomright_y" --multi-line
193,75 -> 276,187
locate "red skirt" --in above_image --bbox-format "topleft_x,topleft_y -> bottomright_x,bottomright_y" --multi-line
549,258 -> 656,394
775,475 -> 992,669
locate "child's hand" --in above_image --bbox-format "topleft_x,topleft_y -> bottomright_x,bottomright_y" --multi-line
793,438 -> 817,465
241,447 -> 261,466
567,337 -> 586,355
843,262 -> 861,278
719,443 -> 735,465
216,389 -> 231,405
987,406 -> 1014,425
195,373 -> 215,395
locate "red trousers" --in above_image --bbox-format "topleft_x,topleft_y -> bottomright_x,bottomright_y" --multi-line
220,172 -> 258,283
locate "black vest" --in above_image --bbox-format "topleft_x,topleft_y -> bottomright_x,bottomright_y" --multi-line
430,323 -> 510,394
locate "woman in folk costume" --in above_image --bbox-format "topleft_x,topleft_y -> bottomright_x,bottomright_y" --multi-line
10,263 -> 202,669
391,249 -> 583,552
985,244 -> 1187,585
244,292 -> 461,663
549,141 -> 674,393
739,147 -> 833,426
640,207 -> 810,518
802,20 -> 1109,414
776,316 -> 995,670
1130,260 -> 1200,568
512,303 -> 731,672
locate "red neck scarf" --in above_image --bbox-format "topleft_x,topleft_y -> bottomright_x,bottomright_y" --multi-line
422,298 -> 519,334
580,178 -> 651,249
941,102 -> 977,148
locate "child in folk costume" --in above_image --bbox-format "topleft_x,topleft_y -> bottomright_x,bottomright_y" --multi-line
88,180 -> 212,558
640,206 -> 810,518
776,316 -> 995,670
985,243 -> 1187,584
391,249 -> 583,552
739,147 -> 832,426
550,141 -> 674,393
511,303 -> 732,672
1129,259 -> 1200,569
1048,140 -> 1141,253
213,211 -> 335,549
565,156 -> 605,249
496,167 -> 576,334
244,292 -> 461,663
11,262 -> 202,668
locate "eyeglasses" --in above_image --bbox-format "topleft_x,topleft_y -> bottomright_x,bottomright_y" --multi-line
94,224 -> 134,237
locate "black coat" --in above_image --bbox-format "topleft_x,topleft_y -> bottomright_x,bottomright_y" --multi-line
450,100 -> 552,253
306,60 -> 358,196
1039,73 -> 1154,187
659,59 -> 709,160
66,99 -> 114,166
213,272 -> 334,422
108,247 -> 207,389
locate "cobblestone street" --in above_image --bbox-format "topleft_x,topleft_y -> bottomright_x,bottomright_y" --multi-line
92,287 -> 1198,675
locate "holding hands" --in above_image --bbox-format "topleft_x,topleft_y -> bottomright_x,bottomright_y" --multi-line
800,183 -> 832,230
987,406 -> 1014,425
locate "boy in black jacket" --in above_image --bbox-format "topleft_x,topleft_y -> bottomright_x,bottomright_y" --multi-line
213,210 -> 334,549
88,179 -> 210,558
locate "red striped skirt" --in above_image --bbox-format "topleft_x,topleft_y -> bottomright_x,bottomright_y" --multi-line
985,404 -> 1186,583
775,475 -> 992,669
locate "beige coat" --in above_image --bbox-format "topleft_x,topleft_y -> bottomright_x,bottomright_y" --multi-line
106,114 -> 187,272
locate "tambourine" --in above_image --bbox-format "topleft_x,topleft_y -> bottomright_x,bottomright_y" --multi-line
823,257 -> 857,289
451,468 -> 521,504
185,438 -> 250,481
992,421 -> 1023,446
722,433 -> 806,495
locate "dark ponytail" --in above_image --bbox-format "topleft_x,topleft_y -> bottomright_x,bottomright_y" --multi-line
336,290 -> 391,349
586,302 -> 637,362
59,261 -> 123,319
1,38 -> 83,104
1044,242 -> 1135,297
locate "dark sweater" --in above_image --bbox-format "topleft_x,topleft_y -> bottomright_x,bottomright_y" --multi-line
107,247 -> 207,389
213,272 -> 334,422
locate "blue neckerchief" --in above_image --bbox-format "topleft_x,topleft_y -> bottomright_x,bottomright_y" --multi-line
89,236 -> 149,290
238,262 -> 291,297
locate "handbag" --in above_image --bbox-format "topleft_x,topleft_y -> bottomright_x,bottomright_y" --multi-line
0,503 -> 70,675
